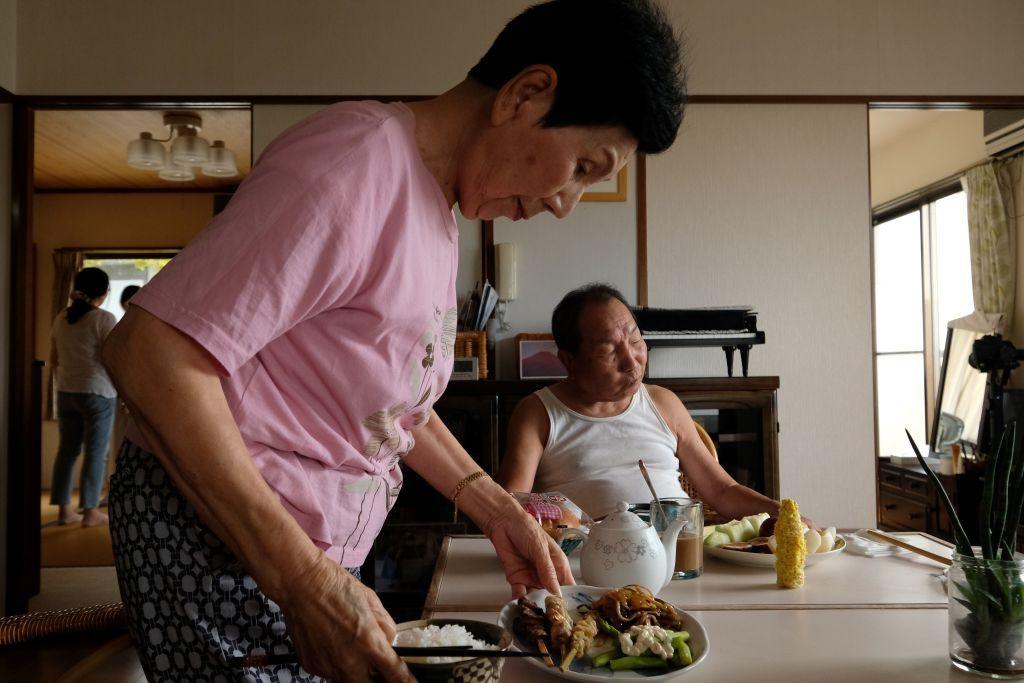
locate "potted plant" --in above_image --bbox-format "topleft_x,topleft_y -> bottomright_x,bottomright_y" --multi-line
908,422 -> 1024,678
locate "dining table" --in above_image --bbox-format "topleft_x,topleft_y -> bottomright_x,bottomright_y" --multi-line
420,532 -> 984,681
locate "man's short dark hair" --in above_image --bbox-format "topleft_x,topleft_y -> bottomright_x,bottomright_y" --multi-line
468,0 -> 686,155
552,283 -> 633,354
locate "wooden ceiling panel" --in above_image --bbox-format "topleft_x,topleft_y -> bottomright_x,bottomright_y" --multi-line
34,109 -> 252,190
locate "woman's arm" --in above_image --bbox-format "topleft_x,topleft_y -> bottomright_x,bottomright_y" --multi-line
496,394 -> 549,493
102,307 -> 412,682
403,409 -> 571,597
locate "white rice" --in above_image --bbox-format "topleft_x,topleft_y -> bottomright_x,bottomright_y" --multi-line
394,624 -> 497,664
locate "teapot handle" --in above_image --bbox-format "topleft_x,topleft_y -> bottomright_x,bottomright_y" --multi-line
557,527 -> 588,546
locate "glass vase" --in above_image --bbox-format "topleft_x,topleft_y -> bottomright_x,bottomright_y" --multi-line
950,553 -> 1024,679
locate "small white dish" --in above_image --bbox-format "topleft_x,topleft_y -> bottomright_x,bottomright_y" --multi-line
705,537 -> 846,569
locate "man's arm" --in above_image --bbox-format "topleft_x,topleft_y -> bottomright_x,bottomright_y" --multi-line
496,394 -> 550,493
647,385 -> 783,520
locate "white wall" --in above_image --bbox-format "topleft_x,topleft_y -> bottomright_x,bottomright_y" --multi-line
14,1 -> 1024,96
648,104 -> 874,527
0,0 -> 14,91
672,0 -> 1024,96
0,103 -> 12,609
491,164 -> 638,379
870,111 -> 986,207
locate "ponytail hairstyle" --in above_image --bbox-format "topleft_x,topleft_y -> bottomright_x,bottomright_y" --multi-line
66,267 -> 109,324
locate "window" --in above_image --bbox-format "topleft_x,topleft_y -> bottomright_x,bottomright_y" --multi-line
872,189 -> 973,457
83,253 -> 176,322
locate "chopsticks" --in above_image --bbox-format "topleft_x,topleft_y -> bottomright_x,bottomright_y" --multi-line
865,529 -> 953,567
394,647 -> 543,658
228,647 -> 544,667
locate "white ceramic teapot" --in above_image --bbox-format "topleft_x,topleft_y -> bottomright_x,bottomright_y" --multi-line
559,501 -> 687,594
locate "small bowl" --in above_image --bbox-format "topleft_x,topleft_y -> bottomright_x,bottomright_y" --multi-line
393,618 -> 512,683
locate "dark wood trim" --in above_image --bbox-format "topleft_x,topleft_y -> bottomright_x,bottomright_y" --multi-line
13,94 -> 1024,107
635,154 -> 648,307
480,220 -> 495,285
872,179 -> 963,224
0,85 -> 13,102
16,94 -> 431,109
18,94 -> 1024,107
446,376 -> 780,395
6,104 -> 38,615
34,187 -> 237,195
57,246 -> 182,254
422,536 -> 452,619
687,95 -> 1024,108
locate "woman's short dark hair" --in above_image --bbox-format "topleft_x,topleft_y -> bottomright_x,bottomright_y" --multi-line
552,283 -> 633,354
469,0 -> 686,155
67,267 -> 109,324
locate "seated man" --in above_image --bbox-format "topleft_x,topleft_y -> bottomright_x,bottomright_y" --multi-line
499,283 -> 801,524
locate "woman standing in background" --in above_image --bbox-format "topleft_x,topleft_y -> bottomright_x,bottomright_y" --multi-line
49,267 -> 117,527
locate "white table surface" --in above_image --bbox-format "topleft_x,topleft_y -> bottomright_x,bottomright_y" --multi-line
428,609 -> 976,682
426,534 -> 952,613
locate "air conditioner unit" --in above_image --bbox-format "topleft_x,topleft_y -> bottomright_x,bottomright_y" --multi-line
984,109 -> 1024,157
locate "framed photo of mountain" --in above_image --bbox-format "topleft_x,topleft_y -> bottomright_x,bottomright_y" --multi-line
516,333 -> 567,380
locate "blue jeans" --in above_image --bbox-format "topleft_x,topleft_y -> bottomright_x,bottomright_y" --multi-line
50,391 -> 116,509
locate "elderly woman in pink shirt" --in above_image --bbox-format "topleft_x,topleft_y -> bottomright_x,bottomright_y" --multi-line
102,1 -> 685,681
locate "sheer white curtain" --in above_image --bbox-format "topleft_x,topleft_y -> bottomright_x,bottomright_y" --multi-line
961,156 -> 1022,333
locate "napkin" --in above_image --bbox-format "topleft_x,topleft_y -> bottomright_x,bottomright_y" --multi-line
842,530 -> 910,557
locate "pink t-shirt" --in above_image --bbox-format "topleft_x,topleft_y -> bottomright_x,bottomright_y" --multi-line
127,101 -> 458,567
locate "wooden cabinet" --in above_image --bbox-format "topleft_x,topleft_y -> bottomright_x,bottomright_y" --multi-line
876,458 -> 981,542
366,376 -> 780,620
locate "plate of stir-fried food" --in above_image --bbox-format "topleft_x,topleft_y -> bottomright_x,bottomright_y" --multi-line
497,584 -> 708,680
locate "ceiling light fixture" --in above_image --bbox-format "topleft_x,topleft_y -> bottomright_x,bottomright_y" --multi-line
126,112 -> 239,182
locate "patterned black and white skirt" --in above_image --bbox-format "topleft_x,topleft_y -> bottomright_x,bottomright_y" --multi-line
109,441 -> 359,682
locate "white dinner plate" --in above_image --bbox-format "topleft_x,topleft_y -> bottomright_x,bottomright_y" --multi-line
496,585 -> 709,681
704,537 -> 846,568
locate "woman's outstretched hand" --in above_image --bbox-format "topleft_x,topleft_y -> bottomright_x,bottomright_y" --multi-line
481,493 -> 575,598
280,555 -> 415,682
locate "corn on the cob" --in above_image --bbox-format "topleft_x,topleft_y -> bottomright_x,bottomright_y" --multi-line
774,498 -> 806,588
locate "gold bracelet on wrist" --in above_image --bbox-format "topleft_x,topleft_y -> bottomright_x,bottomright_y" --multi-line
450,470 -> 488,506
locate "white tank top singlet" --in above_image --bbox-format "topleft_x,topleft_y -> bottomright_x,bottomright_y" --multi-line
532,384 -> 688,519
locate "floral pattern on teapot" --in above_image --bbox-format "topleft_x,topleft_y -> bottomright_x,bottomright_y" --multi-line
593,537 -> 653,570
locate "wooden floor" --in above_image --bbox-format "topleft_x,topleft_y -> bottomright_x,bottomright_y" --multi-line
0,496 -> 145,682
40,493 -> 116,568
0,566 -> 144,682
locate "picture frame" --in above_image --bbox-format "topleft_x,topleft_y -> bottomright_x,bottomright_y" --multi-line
516,333 -> 568,380
581,164 -> 628,202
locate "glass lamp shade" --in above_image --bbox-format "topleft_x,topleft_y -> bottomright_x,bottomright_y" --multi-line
170,130 -> 210,166
201,141 -> 238,177
157,162 -> 195,182
126,133 -> 166,169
